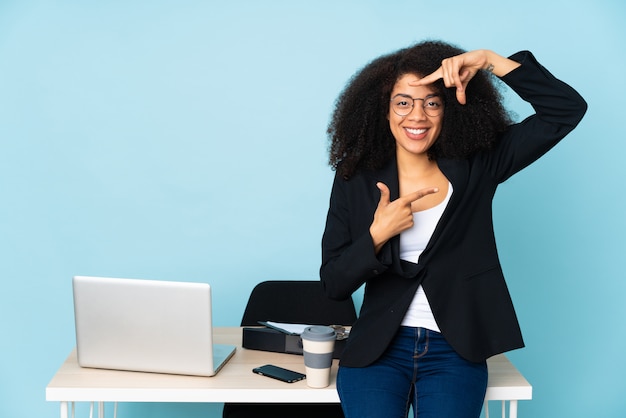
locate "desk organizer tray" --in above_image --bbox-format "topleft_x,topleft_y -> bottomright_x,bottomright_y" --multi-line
242,327 -> 347,359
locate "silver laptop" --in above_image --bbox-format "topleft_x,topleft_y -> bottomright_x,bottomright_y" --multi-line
72,276 -> 236,377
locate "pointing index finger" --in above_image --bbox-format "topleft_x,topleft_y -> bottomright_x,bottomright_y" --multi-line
409,68 -> 443,87
401,187 -> 440,204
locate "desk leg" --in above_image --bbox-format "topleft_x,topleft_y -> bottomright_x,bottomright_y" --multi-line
509,400 -> 518,418
60,401 -> 68,418
484,399 -> 519,418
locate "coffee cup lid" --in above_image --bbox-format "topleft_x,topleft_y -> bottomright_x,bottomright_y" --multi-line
301,325 -> 336,341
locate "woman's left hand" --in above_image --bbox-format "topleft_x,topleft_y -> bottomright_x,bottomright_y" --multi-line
412,49 -> 520,105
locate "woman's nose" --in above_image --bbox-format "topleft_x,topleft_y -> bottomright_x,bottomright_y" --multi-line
407,102 -> 427,119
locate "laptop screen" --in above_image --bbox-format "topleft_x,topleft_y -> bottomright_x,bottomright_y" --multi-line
72,276 -> 235,376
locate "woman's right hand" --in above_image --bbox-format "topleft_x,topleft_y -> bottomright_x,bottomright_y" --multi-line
369,182 -> 439,253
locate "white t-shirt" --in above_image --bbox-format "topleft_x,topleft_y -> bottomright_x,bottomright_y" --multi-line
399,183 -> 452,331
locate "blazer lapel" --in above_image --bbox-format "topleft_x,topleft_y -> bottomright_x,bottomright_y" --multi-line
419,158 -> 470,257
436,157 -> 469,223
367,159 -> 399,268
437,158 -> 469,201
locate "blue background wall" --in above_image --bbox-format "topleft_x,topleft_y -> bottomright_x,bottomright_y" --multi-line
1,1 -> 624,417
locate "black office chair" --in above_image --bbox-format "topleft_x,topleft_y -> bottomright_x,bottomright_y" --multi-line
222,280 -> 356,418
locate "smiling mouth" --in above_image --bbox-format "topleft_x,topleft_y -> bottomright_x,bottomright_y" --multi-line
405,128 -> 427,135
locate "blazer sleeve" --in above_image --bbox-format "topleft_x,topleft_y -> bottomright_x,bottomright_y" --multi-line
320,173 -> 389,301
482,50 -> 588,183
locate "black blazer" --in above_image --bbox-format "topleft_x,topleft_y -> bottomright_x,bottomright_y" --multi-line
320,51 -> 587,367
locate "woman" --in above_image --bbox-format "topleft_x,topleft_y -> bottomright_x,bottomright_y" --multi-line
320,41 -> 587,418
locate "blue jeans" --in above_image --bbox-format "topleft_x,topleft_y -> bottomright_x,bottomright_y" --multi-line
337,327 -> 487,418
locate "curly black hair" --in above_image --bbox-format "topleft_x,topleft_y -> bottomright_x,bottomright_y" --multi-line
327,40 -> 514,179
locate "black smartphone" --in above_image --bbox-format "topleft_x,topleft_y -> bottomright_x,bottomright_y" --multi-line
252,364 -> 306,383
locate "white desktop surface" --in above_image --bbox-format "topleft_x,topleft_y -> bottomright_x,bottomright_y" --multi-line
46,327 -> 531,415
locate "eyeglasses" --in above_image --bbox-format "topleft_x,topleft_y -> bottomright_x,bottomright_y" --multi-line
390,94 -> 444,117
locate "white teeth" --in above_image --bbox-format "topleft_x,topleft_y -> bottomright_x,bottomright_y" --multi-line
406,128 -> 426,135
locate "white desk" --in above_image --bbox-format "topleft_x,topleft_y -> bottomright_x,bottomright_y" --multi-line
46,327 -> 531,418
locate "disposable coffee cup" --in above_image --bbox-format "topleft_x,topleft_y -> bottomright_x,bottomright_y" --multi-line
301,325 -> 336,388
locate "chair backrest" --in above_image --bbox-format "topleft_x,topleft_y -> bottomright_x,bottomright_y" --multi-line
240,280 -> 357,327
